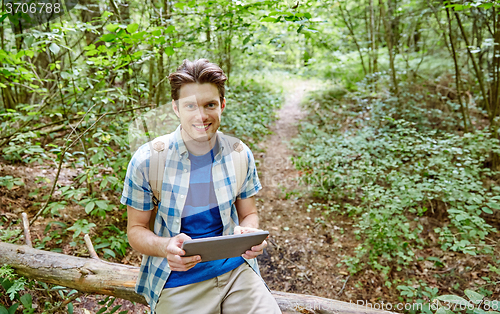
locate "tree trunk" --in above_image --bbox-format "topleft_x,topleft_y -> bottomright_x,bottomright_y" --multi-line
446,7 -> 468,133
455,11 -> 491,120
120,0 -> 131,96
155,50 -> 164,106
80,0 -> 102,46
380,0 -> 399,96
148,57 -> 155,105
0,241 -> 393,314
491,7 -> 500,121
364,3 -> 372,75
369,0 -> 376,74
491,8 -> 500,169
338,3 -> 368,76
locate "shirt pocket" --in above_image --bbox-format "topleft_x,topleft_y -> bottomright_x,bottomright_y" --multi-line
158,210 -> 180,236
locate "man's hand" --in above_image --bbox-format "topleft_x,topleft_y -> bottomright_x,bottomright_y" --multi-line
166,233 -> 202,271
234,226 -> 268,259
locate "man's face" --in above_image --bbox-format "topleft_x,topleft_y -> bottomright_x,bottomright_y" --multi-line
172,83 -> 225,143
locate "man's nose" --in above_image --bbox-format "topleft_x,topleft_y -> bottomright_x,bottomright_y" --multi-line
197,107 -> 209,121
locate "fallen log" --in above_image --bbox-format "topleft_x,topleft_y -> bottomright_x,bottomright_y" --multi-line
0,241 -> 393,314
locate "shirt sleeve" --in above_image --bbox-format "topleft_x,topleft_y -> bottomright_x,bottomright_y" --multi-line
120,143 -> 155,211
237,143 -> 262,199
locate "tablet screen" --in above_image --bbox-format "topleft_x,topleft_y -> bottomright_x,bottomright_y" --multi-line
181,231 -> 269,262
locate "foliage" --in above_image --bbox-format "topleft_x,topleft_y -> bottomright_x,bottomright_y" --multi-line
222,78 -> 282,146
0,266 -> 27,301
431,289 -> 500,314
37,221 -> 68,251
0,266 -> 35,314
93,225 -> 129,259
0,219 -> 22,243
67,219 -> 96,239
0,176 -> 24,190
293,87 -> 500,275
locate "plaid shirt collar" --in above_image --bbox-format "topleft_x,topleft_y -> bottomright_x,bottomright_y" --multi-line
174,125 -> 227,164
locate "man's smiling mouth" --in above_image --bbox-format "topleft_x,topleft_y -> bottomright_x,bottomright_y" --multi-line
193,123 -> 212,131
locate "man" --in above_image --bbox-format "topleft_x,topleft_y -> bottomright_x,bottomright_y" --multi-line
121,59 -> 281,314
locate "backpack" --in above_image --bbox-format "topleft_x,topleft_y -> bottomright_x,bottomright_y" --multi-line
147,133 -> 248,231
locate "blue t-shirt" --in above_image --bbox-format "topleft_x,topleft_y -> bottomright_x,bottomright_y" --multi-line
164,143 -> 244,288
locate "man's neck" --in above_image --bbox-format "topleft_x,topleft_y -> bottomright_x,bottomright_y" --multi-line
180,128 -> 218,156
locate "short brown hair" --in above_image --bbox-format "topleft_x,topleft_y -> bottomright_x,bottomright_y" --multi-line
168,59 -> 227,105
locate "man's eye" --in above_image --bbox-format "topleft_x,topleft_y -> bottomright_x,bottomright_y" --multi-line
207,103 -> 216,108
186,104 -> 196,109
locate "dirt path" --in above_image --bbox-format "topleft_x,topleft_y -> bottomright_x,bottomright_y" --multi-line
254,80 -> 360,300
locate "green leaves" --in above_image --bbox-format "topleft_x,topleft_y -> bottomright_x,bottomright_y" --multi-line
19,294 -> 33,311
93,225 -> 129,259
165,25 -> 175,33
67,219 -> 96,238
105,24 -> 121,33
165,46 -> 175,56
85,201 -> 95,214
0,176 -> 24,190
221,80 -> 282,146
445,2 -> 498,11
83,198 -> 112,217
101,34 -> 116,42
48,43 -> 60,55
45,201 -> 67,216
126,23 -> 139,34
436,295 -> 469,305
481,207 -> 493,214
261,17 -> 277,22
464,289 -> 484,304
0,304 -> 18,314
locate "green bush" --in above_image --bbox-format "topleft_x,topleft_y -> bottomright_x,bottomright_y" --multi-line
293,88 -> 500,275
222,79 -> 282,147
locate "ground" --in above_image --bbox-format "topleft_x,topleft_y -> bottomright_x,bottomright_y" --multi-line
1,80 -> 500,313
255,80 -> 375,301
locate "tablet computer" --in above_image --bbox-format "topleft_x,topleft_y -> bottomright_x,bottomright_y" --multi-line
181,231 -> 269,262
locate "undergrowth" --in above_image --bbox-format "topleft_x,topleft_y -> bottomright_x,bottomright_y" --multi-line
292,79 -> 500,296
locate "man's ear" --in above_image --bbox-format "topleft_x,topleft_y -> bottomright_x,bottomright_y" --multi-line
172,100 -> 180,118
221,98 -> 226,113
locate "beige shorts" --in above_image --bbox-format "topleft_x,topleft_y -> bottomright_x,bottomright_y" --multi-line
155,263 -> 281,314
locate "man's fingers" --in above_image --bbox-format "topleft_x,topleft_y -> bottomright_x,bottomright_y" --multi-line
181,255 -> 201,264
241,240 -> 267,259
167,233 -> 192,256
167,245 -> 185,256
176,233 -> 192,242
168,255 -> 201,271
168,254 -> 200,264
252,240 -> 267,251
235,226 -> 261,234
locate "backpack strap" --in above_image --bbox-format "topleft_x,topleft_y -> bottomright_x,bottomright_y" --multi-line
148,134 -> 170,231
227,138 -> 248,197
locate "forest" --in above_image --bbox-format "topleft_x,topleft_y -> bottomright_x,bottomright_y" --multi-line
1,0 -> 500,313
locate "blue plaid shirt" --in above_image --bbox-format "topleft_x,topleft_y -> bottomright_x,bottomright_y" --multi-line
121,125 -> 263,312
